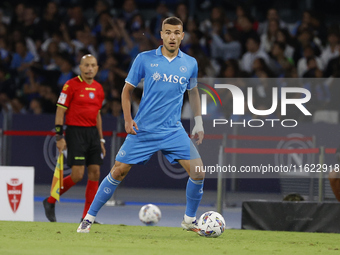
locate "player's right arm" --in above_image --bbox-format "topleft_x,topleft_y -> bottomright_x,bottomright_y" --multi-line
55,106 -> 67,153
55,81 -> 73,153
122,82 -> 139,135
122,53 -> 144,135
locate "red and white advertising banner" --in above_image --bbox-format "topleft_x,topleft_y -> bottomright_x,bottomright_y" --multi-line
0,167 -> 34,221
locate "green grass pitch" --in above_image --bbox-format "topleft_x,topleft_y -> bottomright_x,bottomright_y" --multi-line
0,221 -> 339,255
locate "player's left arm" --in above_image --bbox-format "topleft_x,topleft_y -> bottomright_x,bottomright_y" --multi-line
188,86 -> 204,145
96,111 -> 106,158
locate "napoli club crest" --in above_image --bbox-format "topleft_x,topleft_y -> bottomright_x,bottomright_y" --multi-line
180,66 -> 187,73
118,150 -> 126,157
89,92 -> 95,99
7,178 -> 22,213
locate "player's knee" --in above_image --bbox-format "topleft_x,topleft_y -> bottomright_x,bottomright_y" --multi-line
190,173 -> 205,181
71,171 -> 84,183
110,163 -> 130,181
71,167 -> 85,183
88,171 -> 100,181
111,168 -> 128,180
87,165 -> 100,181
190,165 -> 205,180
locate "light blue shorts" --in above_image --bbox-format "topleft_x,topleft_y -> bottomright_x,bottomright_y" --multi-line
115,128 -> 200,165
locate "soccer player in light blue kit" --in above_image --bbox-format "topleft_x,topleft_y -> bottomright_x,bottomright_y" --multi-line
78,17 -> 205,234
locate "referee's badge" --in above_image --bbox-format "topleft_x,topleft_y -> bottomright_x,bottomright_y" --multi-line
57,93 -> 67,104
89,92 -> 95,99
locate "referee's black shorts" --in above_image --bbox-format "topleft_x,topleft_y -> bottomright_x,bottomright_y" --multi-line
65,126 -> 103,167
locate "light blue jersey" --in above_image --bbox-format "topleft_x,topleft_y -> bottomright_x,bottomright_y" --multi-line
86,46 -> 203,225
125,45 -> 198,132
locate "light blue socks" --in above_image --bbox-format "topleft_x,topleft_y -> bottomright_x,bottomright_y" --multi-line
185,177 -> 204,218
87,173 -> 121,217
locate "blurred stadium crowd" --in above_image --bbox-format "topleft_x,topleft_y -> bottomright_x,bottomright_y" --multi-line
0,0 -> 340,122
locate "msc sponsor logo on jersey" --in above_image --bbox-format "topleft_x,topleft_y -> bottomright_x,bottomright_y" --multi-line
152,72 -> 187,84
152,72 -> 162,81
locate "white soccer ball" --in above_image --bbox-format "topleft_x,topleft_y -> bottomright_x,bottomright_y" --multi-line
139,204 -> 161,226
197,211 -> 225,237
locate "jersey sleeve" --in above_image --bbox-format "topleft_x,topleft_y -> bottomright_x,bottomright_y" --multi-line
125,54 -> 145,87
100,85 -> 105,108
187,60 -> 198,90
57,82 -> 73,108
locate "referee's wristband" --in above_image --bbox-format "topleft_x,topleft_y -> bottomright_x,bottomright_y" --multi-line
100,139 -> 105,144
55,125 -> 63,135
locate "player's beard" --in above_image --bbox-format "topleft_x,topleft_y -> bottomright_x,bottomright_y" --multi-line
84,72 -> 95,79
164,43 -> 176,53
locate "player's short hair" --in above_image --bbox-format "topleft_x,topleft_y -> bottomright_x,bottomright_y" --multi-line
162,16 -> 183,29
